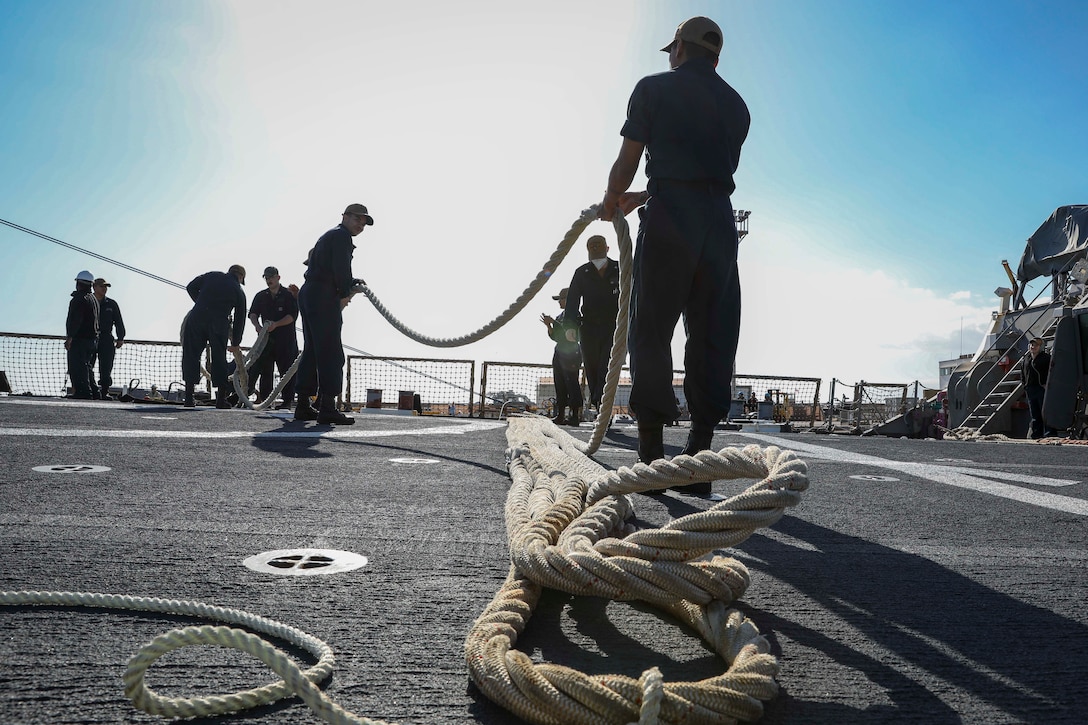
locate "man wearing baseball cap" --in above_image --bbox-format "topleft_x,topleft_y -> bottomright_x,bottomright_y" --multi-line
247,266 -> 299,408
90,278 -> 125,400
540,288 -> 583,426
181,265 -> 247,408
598,16 -> 750,491
293,204 -> 374,425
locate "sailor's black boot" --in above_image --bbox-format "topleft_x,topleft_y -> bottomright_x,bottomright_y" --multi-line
681,425 -> 715,456
294,394 -> 318,421
99,385 -> 113,401
215,388 -> 231,409
637,425 -> 664,464
551,408 -> 566,426
637,424 -> 667,495
673,423 -> 715,495
316,394 -> 354,425
567,407 -> 582,427
183,383 -> 195,408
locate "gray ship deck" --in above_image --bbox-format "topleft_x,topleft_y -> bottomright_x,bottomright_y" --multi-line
1,396 -> 1086,724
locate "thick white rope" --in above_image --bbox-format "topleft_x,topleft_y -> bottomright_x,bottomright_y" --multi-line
0,590 -> 391,724
358,204 -> 631,455
230,325 -> 302,411
359,207 -> 599,348
465,418 -> 809,725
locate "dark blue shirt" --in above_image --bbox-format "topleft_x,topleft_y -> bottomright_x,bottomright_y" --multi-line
248,286 -> 299,341
621,58 -> 750,194
304,225 -> 356,299
187,271 -> 246,346
566,259 -> 620,327
97,296 -> 125,340
66,290 -> 99,339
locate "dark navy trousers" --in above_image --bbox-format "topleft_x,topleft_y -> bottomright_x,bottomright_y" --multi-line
93,335 -> 116,389
182,310 -> 229,387
552,348 -> 583,412
296,282 -> 344,398
67,337 -> 97,398
628,181 -> 741,429
253,335 -> 299,402
579,321 -> 615,407
1025,383 -> 1047,439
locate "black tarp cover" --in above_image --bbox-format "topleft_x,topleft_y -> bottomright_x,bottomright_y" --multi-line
1016,205 -> 1088,283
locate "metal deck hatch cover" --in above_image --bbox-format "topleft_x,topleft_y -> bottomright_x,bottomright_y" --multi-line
33,465 -> 111,473
243,548 -> 368,576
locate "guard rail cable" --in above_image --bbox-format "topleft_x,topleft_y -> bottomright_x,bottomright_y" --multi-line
1,205 -> 812,724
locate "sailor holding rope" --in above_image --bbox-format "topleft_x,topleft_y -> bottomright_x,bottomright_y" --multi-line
598,16 -> 750,490
293,204 -> 372,425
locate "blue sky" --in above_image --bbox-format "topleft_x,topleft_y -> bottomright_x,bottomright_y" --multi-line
2,0 -> 1086,390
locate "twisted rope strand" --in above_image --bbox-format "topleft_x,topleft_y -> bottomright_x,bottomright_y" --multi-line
465,415 -> 809,724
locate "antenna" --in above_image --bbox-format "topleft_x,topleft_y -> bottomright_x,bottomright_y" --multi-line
734,210 -> 750,241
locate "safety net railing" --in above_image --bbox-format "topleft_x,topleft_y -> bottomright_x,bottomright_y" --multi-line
478,361 -> 691,420
0,331 -> 217,398
822,379 -> 913,429
732,374 -> 822,426
345,355 -> 475,416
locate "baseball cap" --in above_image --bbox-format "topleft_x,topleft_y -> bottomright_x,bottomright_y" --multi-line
343,203 -> 375,226
228,264 -> 246,285
93,278 -> 111,287
661,16 -> 723,55
263,266 -> 279,278
552,287 -> 569,300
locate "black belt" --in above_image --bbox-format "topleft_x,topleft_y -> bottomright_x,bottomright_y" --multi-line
649,178 -> 733,195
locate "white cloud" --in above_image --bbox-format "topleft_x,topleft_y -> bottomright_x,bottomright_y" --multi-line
734,219 -> 994,390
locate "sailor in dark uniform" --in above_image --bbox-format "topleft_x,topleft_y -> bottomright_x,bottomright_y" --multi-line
90,277 -> 125,400
540,287 -> 583,426
65,270 -> 100,399
598,16 -> 750,484
181,265 -> 247,408
564,234 -> 620,411
293,203 -> 373,425
247,266 -> 299,408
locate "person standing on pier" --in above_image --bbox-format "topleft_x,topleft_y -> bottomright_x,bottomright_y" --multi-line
90,278 -> 125,400
293,204 -> 372,425
181,265 -> 247,408
598,16 -> 749,487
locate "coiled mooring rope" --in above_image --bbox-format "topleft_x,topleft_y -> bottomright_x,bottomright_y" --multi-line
464,417 -> 808,725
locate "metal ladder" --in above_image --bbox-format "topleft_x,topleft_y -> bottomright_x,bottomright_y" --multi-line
960,319 -> 1059,434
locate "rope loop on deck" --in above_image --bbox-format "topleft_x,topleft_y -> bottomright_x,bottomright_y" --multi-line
0,590 -> 392,724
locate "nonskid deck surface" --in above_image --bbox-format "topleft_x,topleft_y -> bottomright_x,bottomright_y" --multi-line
1,396 -> 1086,724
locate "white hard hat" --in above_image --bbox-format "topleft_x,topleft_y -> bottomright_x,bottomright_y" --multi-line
75,270 -> 94,282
